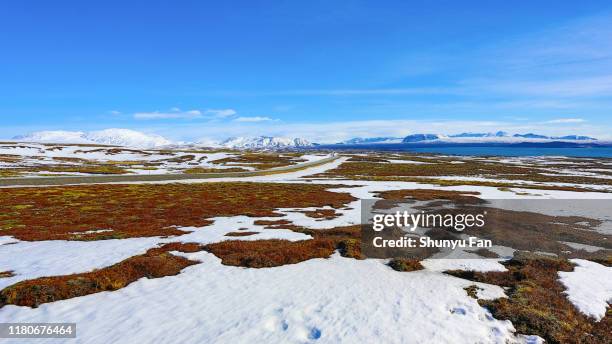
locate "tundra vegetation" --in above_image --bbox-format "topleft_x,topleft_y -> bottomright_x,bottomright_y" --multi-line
0,182 -> 355,241
445,253 -> 611,344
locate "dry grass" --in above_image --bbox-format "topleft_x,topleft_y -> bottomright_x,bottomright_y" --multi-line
464,285 -> 483,299
73,148 -> 153,156
0,242 -> 202,308
445,252 -> 611,343
2,164 -> 131,176
376,188 -> 483,203
0,271 -> 15,278
316,160 -> 612,188
0,182 -> 355,241
212,153 -> 305,170
300,209 -> 339,220
387,258 -> 424,272
225,231 -> 259,237
183,167 -> 248,174
466,248 -> 500,258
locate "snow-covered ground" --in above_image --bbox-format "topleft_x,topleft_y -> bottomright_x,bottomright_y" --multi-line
1,252 -> 523,344
0,143 -> 328,177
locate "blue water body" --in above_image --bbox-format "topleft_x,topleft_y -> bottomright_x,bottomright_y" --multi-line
314,143 -> 612,158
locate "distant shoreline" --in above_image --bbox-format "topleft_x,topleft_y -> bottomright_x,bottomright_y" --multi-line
309,142 -> 612,158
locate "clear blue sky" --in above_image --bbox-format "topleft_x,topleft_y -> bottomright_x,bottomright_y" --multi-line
1,1 -> 611,141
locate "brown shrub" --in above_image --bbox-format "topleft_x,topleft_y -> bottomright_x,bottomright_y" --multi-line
300,209 -> 339,220
0,242 -> 202,308
204,239 -> 336,268
204,225 -> 363,267
464,285 -> 483,299
387,258 -> 423,272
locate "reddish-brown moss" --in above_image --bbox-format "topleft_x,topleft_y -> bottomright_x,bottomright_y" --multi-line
0,182 -> 355,241
204,225 -> 363,267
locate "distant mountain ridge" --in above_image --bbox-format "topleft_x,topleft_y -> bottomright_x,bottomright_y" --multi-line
10,128 -> 601,149
219,136 -> 311,149
10,130 -> 311,150
12,129 -> 171,148
341,137 -> 402,144
450,131 -> 509,138
397,132 -> 597,143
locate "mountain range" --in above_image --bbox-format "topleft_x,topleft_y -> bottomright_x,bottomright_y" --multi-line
9,129 -> 601,149
399,132 -> 597,143
217,136 -> 311,149
11,130 -> 311,149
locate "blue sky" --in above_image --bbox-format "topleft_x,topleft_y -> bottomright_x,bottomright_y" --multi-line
1,1 -> 612,142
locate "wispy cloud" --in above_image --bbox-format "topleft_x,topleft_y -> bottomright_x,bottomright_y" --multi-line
204,109 -> 237,118
233,116 -> 276,122
134,109 -> 202,120
546,118 -> 585,124
133,108 -> 237,120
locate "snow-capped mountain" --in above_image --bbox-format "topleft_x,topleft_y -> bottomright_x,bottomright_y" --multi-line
84,129 -> 171,147
12,129 -> 172,148
394,132 -> 598,144
12,130 -> 91,144
450,131 -> 509,138
402,134 -> 443,143
342,137 -> 403,144
513,133 -> 549,139
221,136 -> 311,149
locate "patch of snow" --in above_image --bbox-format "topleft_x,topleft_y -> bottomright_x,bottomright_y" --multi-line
558,259 -> 612,321
421,259 -> 508,273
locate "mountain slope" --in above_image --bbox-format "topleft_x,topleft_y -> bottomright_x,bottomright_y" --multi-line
84,129 -> 171,147
12,131 -> 90,144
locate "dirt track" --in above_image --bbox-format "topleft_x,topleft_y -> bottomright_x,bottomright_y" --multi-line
0,155 -> 338,187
